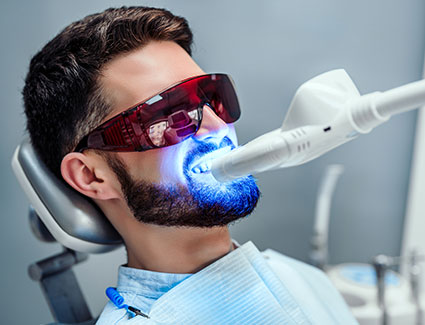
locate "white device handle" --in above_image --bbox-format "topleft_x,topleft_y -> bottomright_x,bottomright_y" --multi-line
211,70 -> 425,182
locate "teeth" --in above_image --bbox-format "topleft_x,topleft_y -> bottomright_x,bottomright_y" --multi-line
191,146 -> 232,175
192,162 -> 211,174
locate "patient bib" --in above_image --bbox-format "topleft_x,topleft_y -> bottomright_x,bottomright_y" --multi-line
142,241 -> 311,324
99,241 -> 358,324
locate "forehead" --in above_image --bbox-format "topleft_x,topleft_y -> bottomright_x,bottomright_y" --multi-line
99,41 -> 204,120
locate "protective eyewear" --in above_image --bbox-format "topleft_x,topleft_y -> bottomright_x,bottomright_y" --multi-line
74,74 -> 240,152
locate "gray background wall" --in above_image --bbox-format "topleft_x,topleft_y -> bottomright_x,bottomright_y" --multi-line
1,0 -> 424,324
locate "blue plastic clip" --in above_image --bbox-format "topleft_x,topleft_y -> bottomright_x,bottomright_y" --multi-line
106,287 -> 149,318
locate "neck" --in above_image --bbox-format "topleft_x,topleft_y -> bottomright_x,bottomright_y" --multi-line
97,198 -> 234,273
125,222 -> 233,273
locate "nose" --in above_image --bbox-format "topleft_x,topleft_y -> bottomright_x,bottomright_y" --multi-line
193,104 -> 229,143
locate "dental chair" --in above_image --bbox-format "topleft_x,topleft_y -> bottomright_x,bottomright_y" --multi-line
11,138 -> 123,324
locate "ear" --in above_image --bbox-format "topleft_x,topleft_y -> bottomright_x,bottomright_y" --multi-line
60,151 -> 121,200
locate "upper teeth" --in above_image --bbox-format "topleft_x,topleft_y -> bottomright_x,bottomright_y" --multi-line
192,161 -> 212,174
190,146 -> 232,175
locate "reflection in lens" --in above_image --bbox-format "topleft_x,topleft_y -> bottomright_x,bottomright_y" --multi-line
148,120 -> 168,146
188,109 -> 199,120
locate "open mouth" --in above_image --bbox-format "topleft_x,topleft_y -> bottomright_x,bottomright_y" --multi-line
190,146 -> 233,174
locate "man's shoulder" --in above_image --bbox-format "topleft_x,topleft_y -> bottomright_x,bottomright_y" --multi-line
261,247 -> 331,286
262,248 -> 322,275
262,248 -> 352,309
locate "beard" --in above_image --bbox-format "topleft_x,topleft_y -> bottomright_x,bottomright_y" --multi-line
104,137 -> 260,227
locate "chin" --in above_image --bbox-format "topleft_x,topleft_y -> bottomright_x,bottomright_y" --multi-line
188,171 -> 260,214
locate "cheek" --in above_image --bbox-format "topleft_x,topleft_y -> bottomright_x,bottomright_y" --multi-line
227,124 -> 238,146
128,124 -> 237,185
117,151 -> 164,183
157,142 -> 189,184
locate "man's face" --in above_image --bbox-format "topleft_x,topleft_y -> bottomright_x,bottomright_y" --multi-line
99,41 -> 260,227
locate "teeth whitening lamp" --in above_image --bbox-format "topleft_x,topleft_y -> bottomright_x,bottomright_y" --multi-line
211,69 -> 425,181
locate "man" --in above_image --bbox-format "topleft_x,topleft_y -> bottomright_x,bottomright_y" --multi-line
23,6 -> 357,324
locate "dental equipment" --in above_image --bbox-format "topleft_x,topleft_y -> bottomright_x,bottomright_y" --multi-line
372,254 -> 391,325
371,253 -> 425,325
309,164 -> 425,325
409,250 -> 424,325
11,139 -> 122,324
309,164 -> 344,270
211,69 -> 425,182
328,248 -> 425,325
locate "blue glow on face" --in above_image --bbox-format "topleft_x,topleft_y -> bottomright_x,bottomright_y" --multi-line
107,135 -> 260,227
182,137 -> 260,222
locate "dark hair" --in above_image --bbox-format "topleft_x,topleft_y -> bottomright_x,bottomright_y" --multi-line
23,6 -> 193,179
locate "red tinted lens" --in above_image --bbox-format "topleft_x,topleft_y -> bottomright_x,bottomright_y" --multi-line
198,74 -> 241,123
76,74 -> 240,152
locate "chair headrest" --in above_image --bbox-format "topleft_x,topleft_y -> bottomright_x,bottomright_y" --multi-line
11,138 -> 122,253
